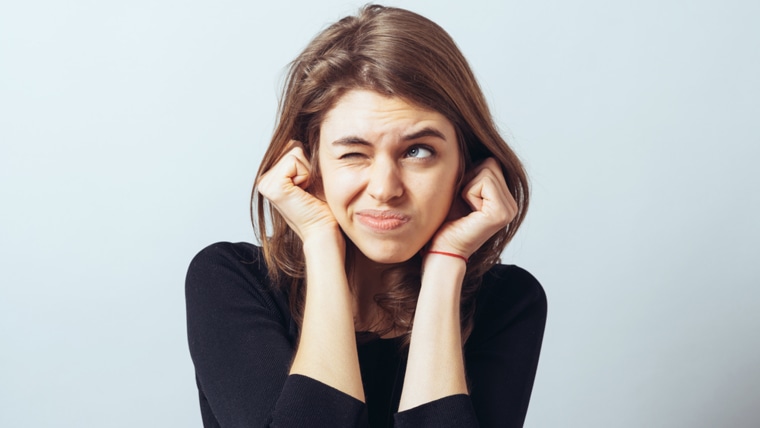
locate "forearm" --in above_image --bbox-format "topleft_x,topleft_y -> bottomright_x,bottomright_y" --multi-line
398,254 -> 468,411
288,231 -> 365,402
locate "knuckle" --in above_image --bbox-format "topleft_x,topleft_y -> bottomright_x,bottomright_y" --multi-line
288,145 -> 306,160
494,205 -> 515,225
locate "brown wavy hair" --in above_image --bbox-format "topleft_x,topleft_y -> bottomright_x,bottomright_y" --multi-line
252,5 -> 529,344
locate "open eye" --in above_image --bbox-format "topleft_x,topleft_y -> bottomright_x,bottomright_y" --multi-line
406,145 -> 434,159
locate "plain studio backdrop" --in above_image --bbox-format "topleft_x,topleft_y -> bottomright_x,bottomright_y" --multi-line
1,0 -> 758,427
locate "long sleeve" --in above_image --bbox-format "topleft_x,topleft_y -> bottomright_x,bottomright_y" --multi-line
391,265 -> 546,428
464,265 -> 548,428
393,394 -> 477,427
186,242 -> 546,427
185,242 -> 367,427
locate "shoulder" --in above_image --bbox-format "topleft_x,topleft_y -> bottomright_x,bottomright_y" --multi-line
188,241 -> 265,277
480,264 -> 547,313
185,242 -> 292,329
186,242 -> 269,298
469,264 -> 547,343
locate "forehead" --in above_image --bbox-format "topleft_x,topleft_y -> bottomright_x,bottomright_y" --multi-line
320,89 -> 455,141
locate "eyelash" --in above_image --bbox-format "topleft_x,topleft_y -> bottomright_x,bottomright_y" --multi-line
338,145 -> 436,160
339,152 -> 366,160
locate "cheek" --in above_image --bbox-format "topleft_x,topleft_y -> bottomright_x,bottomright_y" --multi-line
415,175 -> 457,223
437,176 -> 459,222
320,169 -> 359,217
431,190 -> 456,223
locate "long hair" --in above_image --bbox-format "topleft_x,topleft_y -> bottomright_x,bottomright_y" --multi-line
252,5 -> 529,344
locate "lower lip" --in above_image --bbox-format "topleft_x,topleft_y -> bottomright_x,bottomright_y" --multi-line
356,215 -> 409,231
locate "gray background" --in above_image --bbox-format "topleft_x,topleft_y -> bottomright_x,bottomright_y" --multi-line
1,0 -> 758,427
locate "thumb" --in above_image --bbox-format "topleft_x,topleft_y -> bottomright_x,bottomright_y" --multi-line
282,141 -> 311,189
289,155 -> 310,188
462,179 -> 486,212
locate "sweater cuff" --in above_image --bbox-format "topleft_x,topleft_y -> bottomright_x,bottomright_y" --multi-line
271,374 -> 367,427
394,394 -> 478,428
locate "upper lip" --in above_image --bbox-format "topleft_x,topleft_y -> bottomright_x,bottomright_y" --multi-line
355,209 -> 410,220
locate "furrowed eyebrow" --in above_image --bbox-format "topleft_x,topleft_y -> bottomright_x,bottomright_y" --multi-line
331,127 -> 447,147
331,137 -> 372,147
401,127 -> 447,141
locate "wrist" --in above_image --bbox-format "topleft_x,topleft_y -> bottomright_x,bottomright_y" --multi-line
420,252 -> 467,294
302,225 -> 344,252
302,227 -> 347,270
424,250 -> 468,263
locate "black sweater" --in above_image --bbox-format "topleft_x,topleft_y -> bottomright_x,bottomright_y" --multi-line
186,242 -> 547,427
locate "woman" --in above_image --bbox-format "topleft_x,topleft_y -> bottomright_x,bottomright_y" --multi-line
186,5 -> 546,428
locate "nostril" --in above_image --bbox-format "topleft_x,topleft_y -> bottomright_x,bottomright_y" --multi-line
367,165 -> 404,201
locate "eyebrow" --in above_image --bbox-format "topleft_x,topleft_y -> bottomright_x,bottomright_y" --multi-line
330,127 -> 447,147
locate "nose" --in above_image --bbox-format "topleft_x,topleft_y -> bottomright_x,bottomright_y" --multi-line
366,158 -> 404,202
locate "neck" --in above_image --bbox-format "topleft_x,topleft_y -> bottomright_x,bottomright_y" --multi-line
349,247 -> 404,334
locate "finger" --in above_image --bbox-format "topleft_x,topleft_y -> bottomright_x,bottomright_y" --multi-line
477,158 -> 512,198
461,159 -> 502,210
279,143 -> 311,188
283,140 -> 311,188
257,143 -> 311,200
479,161 -> 518,221
462,175 -> 504,214
462,177 -> 485,212
288,150 -> 310,188
462,165 -> 517,224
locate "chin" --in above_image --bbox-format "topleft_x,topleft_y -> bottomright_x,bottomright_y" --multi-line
354,242 -> 422,265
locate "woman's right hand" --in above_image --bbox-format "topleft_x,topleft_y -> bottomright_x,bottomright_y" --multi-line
257,141 -> 341,245
261,144 -> 362,402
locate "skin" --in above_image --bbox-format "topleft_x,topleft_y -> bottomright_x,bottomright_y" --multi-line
257,89 -> 517,410
318,89 -> 461,266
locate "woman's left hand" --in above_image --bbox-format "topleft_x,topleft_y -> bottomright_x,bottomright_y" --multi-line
427,158 -> 518,260
402,157 -> 516,409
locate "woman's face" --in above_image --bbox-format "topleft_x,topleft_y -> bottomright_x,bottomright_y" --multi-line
318,89 -> 461,264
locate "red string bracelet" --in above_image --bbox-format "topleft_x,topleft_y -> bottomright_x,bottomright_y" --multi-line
426,250 -> 468,263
